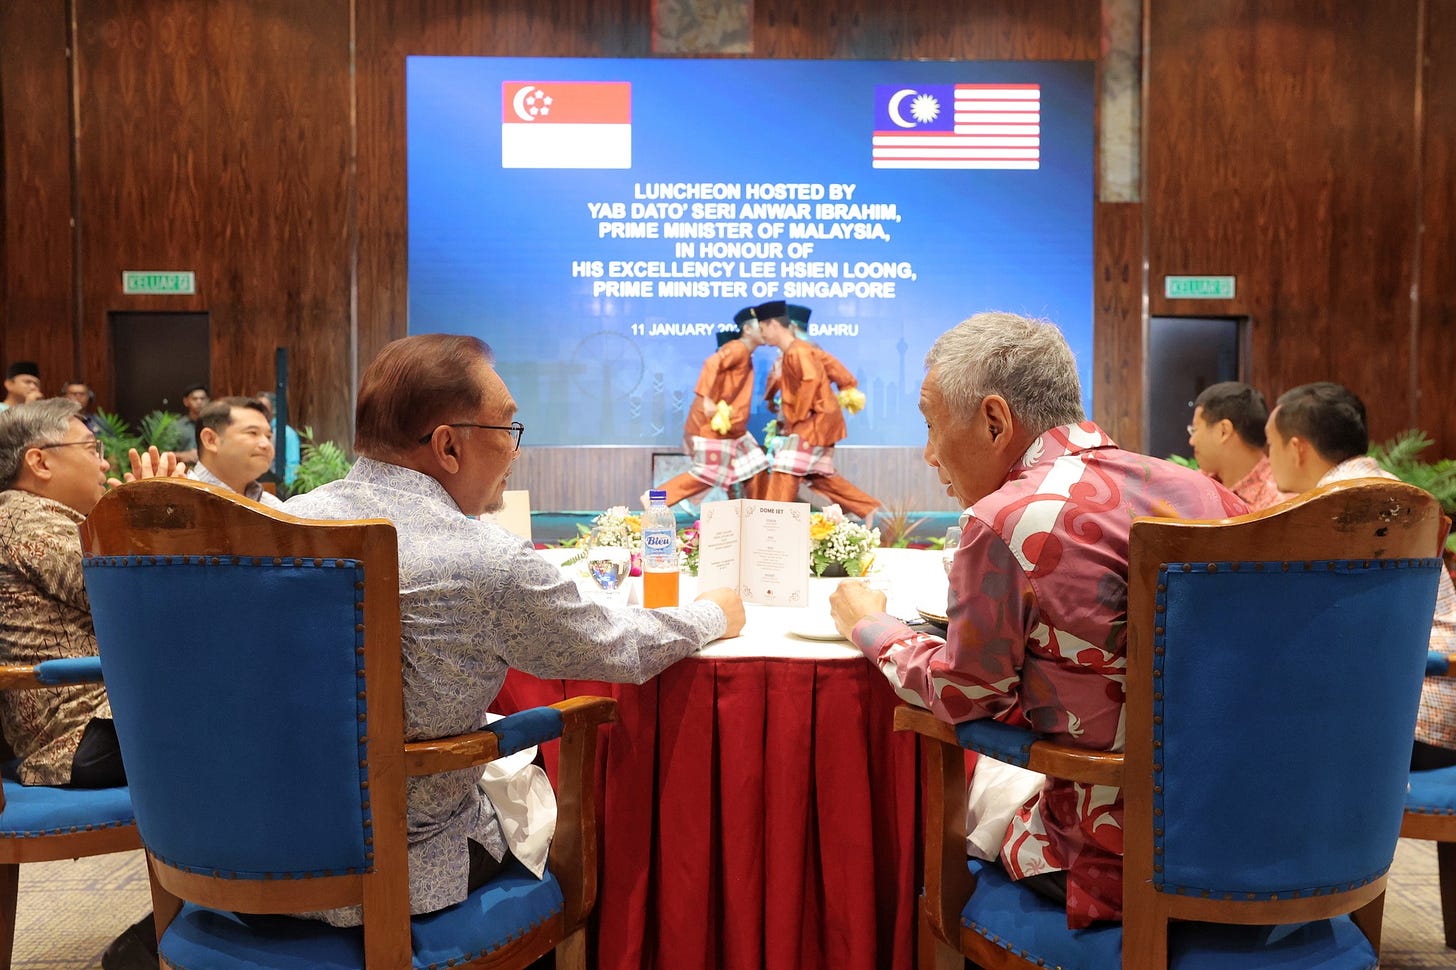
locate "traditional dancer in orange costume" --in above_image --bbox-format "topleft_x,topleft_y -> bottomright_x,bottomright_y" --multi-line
757,301 -> 881,522
650,307 -> 771,507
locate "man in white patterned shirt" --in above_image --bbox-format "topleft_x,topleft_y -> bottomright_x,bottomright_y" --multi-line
185,396 -> 284,509
1266,380 -> 1456,770
285,333 -> 745,924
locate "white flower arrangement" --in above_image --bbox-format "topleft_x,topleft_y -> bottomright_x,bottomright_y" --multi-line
586,505 -> 641,548
809,504 -> 881,577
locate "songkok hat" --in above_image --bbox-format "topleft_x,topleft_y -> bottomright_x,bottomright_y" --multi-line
786,304 -> 811,327
751,300 -> 787,322
733,307 -> 756,327
5,361 -> 38,380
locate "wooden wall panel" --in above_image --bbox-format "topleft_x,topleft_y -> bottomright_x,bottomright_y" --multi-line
1,1 -> 76,387
1146,1 -> 1423,446
71,0 -> 352,439
74,0 -> 210,410
202,0 -> 352,443
1418,0 -> 1456,458
754,0 -> 1098,59
1093,201 -> 1143,448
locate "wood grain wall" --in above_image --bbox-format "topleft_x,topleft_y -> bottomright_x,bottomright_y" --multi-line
3,0 -> 1453,510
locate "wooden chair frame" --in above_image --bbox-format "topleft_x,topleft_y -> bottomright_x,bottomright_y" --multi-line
1401,649 -> 1456,949
898,478 -> 1445,970
80,477 -> 613,969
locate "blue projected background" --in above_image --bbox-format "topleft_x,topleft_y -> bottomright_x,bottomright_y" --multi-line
407,57 -> 1094,446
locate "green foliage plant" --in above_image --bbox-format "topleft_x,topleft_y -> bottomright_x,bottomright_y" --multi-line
94,409 -> 188,470
289,427 -> 353,495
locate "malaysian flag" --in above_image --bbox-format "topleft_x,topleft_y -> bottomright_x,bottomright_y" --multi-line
871,84 -> 1040,170
501,81 -> 632,169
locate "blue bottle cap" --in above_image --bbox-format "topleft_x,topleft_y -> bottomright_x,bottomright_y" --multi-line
649,489 -> 667,502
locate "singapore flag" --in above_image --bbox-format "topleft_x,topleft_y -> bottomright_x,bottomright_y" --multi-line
501,81 -> 632,169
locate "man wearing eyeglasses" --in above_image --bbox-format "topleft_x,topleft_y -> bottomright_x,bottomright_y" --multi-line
283,333 -> 746,927
0,398 -> 185,968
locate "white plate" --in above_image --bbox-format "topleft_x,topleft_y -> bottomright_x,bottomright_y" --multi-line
916,602 -> 949,626
786,616 -> 848,641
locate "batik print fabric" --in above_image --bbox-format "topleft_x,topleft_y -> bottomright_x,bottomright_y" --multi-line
186,461 -> 285,509
1318,456 -> 1456,749
851,422 -> 1246,927
286,458 -> 726,924
1227,454 -> 1292,511
0,490 -> 111,785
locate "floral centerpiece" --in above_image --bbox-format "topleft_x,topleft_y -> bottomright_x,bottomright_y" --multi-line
564,506 -> 702,575
810,504 -> 880,577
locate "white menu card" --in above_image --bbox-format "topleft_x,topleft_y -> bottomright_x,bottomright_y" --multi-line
695,499 -> 811,606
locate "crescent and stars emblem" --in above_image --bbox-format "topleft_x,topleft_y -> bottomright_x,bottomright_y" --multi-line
511,85 -> 553,122
887,88 -> 942,128
887,88 -> 917,128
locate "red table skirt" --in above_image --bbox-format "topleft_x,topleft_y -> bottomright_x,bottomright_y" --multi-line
495,655 -> 921,970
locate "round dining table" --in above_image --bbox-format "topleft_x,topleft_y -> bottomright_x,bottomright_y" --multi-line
494,546 -> 950,970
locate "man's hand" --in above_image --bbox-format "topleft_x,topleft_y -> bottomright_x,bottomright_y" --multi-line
829,579 -> 887,640
695,586 -> 746,638
106,446 -> 187,487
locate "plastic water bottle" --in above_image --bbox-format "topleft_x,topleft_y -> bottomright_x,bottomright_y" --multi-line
641,489 -> 680,608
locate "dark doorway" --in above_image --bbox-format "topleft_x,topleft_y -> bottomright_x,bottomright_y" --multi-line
110,311 -> 210,424
1147,316 -> 1242,461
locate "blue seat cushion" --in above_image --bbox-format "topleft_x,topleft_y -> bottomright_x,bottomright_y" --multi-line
0,779 -> 133,837
159,858 -> 564,970
961,859 -> 1379,970
1407,765 -> 1456,815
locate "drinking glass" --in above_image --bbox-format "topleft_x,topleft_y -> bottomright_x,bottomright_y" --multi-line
585,527 -> 633,606
942,526 -> 962,577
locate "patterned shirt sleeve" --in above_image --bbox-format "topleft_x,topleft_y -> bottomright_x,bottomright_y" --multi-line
9,512 -> 90,614
852,518 -> 1035,723
473,539 -> 726,684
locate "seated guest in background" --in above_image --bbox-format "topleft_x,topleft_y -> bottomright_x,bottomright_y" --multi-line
1,362 -> 42,411
829,312 -> 1245,927
172,382 -> 209,464
1266,380 -> 1456,770
253,390 -> 302,488
186,397 -> 284,509
1186,380 -> 1292,510
62,380 -> 105,434
284,333 -> 746,925
0,399 -> 183,970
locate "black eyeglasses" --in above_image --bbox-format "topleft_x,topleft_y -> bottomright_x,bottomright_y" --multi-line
33,438 -> 105,460
417,422 -> 525,451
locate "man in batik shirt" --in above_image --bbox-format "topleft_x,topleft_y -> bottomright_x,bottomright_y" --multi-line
286,333 -> 746,925
1266,380 -> 1456,771
757,301 -> 881,522
652,306 -> 771,506
1186,381 -> 1292,510
829,312 -> 1245,928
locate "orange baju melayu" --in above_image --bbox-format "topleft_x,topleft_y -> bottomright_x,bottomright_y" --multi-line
656,338 -> 770,506
762,340 -> 881,519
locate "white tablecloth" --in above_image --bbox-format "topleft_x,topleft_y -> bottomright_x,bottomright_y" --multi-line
536,545 -> 949,660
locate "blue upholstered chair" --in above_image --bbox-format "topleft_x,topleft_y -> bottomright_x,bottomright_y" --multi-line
1400,648 -> 1456,949
78,478 -> 615,969
0,656 -> 139,970
896,478 -> 1445,969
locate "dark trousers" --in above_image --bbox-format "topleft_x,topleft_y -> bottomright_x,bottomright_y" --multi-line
1412,739 -> 1456,771
70,717 -> 127,788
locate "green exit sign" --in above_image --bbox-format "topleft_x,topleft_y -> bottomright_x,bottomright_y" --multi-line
1165,275 -> 1235,300
122,270 -> 195,295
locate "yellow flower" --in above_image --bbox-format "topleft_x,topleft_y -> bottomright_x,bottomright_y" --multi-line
809,515 -> 838,541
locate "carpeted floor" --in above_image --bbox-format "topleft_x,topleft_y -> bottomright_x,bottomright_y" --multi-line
8,839 -> 1450,967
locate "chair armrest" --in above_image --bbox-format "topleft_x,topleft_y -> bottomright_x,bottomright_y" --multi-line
403,697 -> 617,777
893,705 -> 1124,788
1428,650 -> 1456,677
0,657 -> 104,690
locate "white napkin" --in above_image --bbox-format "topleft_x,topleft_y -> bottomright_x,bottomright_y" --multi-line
965,755 -> 1045,861
477,714 -> 558,879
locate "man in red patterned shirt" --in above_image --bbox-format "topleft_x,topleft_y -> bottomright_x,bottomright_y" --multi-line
830,312 -> 1245,928
1186,381 -> 1293,511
